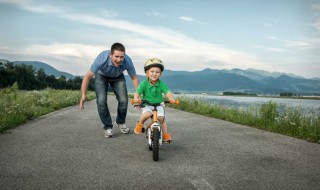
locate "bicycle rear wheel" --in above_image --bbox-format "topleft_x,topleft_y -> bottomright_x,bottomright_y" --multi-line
152,128 -> 160,161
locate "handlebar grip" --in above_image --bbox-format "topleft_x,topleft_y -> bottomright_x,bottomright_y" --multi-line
131,99 -> 141,105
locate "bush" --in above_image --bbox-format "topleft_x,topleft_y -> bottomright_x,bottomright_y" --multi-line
260,101 -> 277,121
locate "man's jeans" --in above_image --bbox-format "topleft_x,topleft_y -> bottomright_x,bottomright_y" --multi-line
94,73 -> 128,130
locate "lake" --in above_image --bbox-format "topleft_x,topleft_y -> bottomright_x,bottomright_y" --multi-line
175,94 -> 320,113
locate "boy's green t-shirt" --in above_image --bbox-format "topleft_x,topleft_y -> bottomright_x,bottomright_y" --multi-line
136,79 -> 170,104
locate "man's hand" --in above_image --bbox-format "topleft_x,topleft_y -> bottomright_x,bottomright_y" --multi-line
80,96 -> 86,110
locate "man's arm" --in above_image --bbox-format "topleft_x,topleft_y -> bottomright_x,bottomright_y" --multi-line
131,74 -> 140,90
80,70 -> 95,110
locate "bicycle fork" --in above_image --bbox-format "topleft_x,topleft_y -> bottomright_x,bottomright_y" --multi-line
148,123 -> 163,146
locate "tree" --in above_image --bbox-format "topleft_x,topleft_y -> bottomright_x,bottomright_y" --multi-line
0,62 -> 16,88
36,68 -> 47,89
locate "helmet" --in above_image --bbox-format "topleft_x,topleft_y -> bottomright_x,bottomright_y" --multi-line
144,58 -> 164,73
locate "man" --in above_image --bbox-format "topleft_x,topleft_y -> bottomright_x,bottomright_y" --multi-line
80,42 -> 139,138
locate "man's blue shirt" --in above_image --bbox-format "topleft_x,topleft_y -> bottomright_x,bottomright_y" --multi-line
90,50 -> 136,78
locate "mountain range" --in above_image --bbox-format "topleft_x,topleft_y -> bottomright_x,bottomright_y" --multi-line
0,60 -> 75,79
126,68 -> 320,95
1,59 -> 319,95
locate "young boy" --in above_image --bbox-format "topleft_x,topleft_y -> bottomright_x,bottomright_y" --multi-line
133,58 -> 175,142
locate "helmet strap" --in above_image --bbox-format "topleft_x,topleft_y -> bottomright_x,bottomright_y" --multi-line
148,78 -> 158,85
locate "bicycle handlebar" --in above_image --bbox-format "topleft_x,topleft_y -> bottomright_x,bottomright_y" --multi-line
130,99 -> 180,107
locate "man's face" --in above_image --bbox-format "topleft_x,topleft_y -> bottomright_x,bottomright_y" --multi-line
110,50 -> 125,67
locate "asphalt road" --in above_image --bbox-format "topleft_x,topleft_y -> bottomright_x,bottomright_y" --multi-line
1,96 -> 320,190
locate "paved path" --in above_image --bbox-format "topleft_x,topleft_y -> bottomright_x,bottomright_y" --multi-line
1,96 -> 320,190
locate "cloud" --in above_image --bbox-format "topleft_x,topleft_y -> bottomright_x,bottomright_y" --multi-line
263,23 -> 274,28
146,11 -> 165,18
252,45 -> 288,53
311,4 -> 320,32
0,43 -> 102,75
265,35 -> 320,50
0,0 -> 274,75
265,48 -> 288,53
179,16 -> 208,25
99,9 -> 118,18
264,35 -> 281,41
0,0 -> 62,14
180,16 -> 194,22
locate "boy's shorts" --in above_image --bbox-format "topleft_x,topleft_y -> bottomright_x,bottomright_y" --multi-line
142,103 -> 165,117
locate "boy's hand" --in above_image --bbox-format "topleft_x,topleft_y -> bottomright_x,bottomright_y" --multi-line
133,98 -> 141,110
169,98 -> 175,104
133,98 -> 141,103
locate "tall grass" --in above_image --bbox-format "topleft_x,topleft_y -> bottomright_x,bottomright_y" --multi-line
169,96 -> 320,143
0,86 -> 95,132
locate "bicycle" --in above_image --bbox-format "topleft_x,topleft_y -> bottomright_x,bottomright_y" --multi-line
131,99 -> 180,161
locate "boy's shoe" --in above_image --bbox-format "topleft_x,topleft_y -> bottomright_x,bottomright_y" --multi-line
134,123 -> 144,134
163,133 -> 172,143
105,129 -> 113,138
115,123 -> 130,134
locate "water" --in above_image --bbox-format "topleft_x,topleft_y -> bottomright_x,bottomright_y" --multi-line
175,94 -> 320,114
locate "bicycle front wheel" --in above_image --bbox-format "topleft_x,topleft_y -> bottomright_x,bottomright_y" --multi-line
152,128 -> 160,161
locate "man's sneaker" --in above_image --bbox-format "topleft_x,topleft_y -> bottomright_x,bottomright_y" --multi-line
105,129 -> 113,138
115,123 -> 130,134
134,122 -> 144,134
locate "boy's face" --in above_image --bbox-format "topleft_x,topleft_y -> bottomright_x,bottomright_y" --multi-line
110,50 -> 124,67
146,67 -> 162,82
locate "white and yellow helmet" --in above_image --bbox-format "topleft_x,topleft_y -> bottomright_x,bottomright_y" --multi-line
144,58 -> 164,73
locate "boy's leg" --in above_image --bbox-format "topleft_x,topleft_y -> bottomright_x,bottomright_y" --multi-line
138,112 -> 152,124
161,119 -> 172,142
158,117 -> 168,134
156,106 -> 172,142
135,112 -> 152,134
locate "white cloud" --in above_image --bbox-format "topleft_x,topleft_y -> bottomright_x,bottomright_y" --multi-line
99,9 -> 118,18
286,40 -> 312,49
180,16 -> 194,22
0,1 -> 289,76
146,11 -> 165,18
263,23 -> 274,28
264,35 -> 281,41
0,0 -> 62,14
179,16 -> 208,25
252,45 -> 288,53
0,44 -> 102,75
265,48 -> 288,53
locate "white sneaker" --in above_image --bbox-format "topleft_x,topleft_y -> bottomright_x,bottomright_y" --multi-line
115,123 -> 130,134
105,129 -> 113,138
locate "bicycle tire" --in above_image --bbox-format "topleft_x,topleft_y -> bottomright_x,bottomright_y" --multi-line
152,128 -> 160,161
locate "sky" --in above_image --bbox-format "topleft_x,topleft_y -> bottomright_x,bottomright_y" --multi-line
0,0 -> 320,78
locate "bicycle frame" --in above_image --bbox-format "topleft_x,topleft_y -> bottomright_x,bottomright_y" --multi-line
131,99 -> 179,161
146,106 -> 163,147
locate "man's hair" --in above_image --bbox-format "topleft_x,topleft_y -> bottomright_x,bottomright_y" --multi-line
111,43 -> 125,54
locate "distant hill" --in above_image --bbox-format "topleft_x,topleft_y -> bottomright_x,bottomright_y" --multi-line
126,68 -> 320,95
2,59 -> 319,94
0,60 -> 76,79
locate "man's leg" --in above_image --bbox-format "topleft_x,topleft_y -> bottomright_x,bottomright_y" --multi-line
110,79 -> 128,124
94,73 -> 113,129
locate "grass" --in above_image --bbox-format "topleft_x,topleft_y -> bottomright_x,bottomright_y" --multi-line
0,86 -> 96,133
2,89 -> 319,143
167,96 -> 320,143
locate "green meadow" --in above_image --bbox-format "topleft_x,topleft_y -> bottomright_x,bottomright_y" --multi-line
0,85 -> 95,132
169,96 -> 320,143
1,88 -> 319,143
